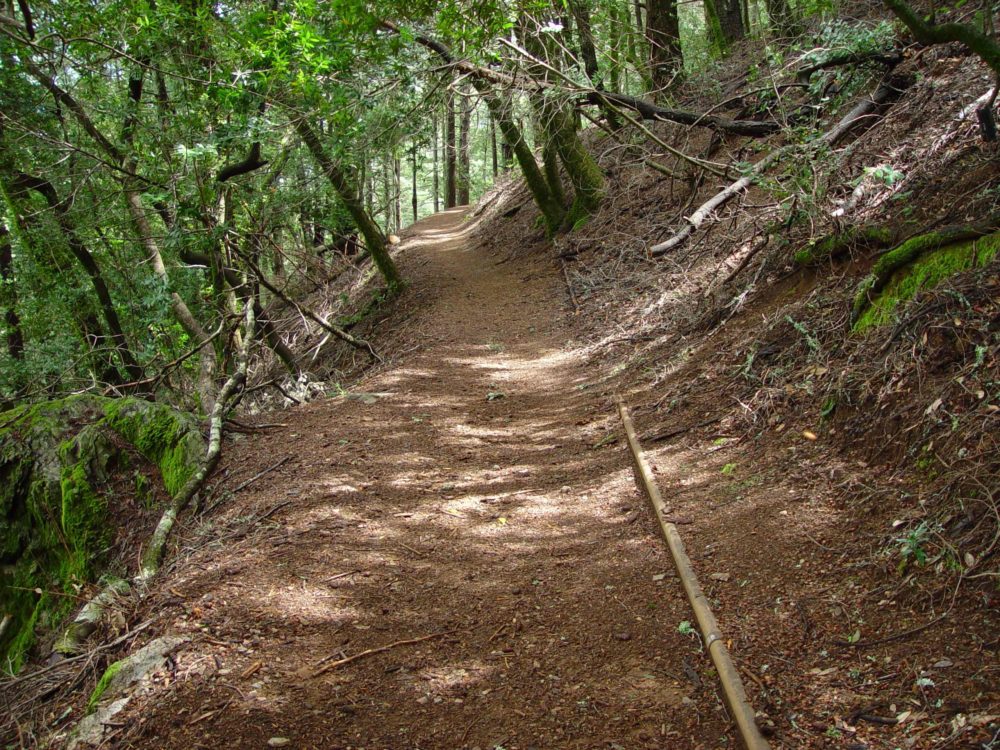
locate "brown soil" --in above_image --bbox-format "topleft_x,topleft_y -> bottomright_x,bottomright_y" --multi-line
65,192 -> 998,749
102,208 -> 735,749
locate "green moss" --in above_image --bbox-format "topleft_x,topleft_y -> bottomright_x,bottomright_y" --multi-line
854,232 -> 1000,332
1,396 -> 203,672
103,400 -> 202,496
794,225 -> 893,267
87,659 -> 124,713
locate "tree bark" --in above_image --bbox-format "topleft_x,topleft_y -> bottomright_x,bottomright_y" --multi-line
411,145 -> 418,222
393,151 -> 402,229
0,222 -> 24,362
432,113 -> 440,212
445,90 -> 458,208
646,0 -> 683,98
294,119 -> 403,293
458,87 -> 471,205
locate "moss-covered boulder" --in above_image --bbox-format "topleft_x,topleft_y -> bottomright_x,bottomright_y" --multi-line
0,395 -> 203,672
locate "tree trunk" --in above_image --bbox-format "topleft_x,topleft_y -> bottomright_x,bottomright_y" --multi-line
548,103 -> 605,229
541,127 -> 566,207
382,157 -> 391,232
646,0 -> 683,98
432,113 -> 440,212
411,145 -> 418,222
445,91 -> 457,208
295,119 -> 403,293
10,172 -> 143,384
477,84 -> 564,234
490,114 -> 499,176
719,0 -> 747,44
0,222 -> 24,362
458,87 -> 471,205
393,151 -> 401,229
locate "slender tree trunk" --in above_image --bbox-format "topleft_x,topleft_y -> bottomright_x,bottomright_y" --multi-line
393,152 -> 401,229
432,113 -> 440,212
458,87 -> 471,205
295,119 -> 403,293
10,172 -> 142,384
490,114 -> 499,176
0,222 -> 24,362
541,130 -> 566,207
646,0 -> 683,98
445,90 -> 458,208
411,146 -> 418,222
382,156 -> 391,232
630,0 -> 652,89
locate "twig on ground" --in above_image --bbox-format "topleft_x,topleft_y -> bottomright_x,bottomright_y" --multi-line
313,631 -> 456,676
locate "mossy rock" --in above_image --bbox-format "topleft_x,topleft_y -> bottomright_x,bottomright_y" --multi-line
853,230 -> 1000,332
0,396 -> 203,672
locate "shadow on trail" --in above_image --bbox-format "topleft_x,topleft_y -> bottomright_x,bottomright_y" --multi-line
117,208 -> 736,750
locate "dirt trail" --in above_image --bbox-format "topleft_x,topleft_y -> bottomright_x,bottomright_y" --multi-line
123,209 -> 731,749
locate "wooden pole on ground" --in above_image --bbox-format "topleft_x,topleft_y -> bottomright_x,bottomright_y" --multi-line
618,400 -> 771,750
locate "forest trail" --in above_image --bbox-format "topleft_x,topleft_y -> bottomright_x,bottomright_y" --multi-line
124,208 -> 731,749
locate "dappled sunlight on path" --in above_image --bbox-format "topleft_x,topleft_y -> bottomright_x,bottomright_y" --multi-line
118,208 -> 732,750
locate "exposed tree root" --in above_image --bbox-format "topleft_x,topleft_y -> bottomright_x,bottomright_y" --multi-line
850,214 -> 1000,323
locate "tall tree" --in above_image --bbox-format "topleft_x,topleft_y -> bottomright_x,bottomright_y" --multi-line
646,0 -> 683,98
445,90 -> 458,208
458,88 -> 472,205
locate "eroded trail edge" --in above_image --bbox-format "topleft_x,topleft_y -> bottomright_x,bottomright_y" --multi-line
117,209 -> 731,749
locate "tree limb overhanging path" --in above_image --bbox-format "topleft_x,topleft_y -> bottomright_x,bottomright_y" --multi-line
115,209 -> 734,748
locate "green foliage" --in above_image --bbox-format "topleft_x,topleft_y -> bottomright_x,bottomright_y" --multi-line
801,19 -> 898,70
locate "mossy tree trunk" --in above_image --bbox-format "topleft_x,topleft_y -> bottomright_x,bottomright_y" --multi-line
475,83 -> 566,235
294,119 -> 404,295
547,101 -> 605,230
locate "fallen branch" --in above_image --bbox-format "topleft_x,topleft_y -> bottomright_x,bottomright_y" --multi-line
584,91 -> 780,137
313,631 -> 455,676
243,254 -> 379,361
649,75 -> 913,258
795,49 -> 902,82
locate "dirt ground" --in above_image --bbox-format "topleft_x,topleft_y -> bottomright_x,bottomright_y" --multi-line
99,208 -> 736,749
66,203 -> 998,750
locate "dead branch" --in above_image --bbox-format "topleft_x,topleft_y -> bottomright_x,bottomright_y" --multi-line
313,631 -> 455,676
649,74 -> 914,258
